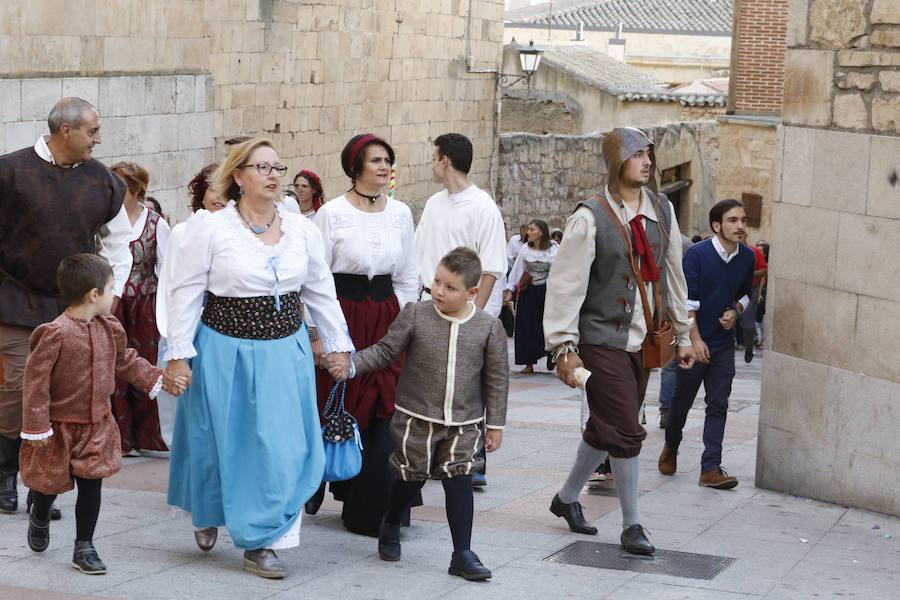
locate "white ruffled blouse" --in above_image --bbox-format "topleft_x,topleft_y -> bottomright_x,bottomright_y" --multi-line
312,195 -> 419,307
163,201 -> 354,360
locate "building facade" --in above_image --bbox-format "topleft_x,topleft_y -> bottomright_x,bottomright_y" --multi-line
759,0 -> 900,517
0,0 -> 505,222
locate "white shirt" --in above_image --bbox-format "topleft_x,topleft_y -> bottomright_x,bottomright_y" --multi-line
506,234 -> 525,265
313,195 -> 419,307
544,186 -> 692,354
685,237 -> 751,313
163,201 -> 354,360
280,194 -> 301,215
505,243 -> 558,290
128,206 -> 171,279
33,135 -> 133,297
414,184 -> 507,317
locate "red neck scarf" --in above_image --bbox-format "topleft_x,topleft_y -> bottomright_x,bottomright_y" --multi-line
629,216 -> 660,282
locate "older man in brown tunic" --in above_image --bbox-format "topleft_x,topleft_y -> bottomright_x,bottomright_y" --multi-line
0,97 -> 132,516
543,127 -> 695,555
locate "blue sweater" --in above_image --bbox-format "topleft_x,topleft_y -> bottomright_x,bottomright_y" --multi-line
683,240 -> 755,351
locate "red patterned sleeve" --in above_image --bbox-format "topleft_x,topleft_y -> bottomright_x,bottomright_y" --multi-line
21,324 -> 62,437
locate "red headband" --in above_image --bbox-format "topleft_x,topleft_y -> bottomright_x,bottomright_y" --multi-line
345,133 -> 378,178
297,169 -> 323,211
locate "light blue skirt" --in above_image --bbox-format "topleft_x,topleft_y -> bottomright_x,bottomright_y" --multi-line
167,323 -> 324,550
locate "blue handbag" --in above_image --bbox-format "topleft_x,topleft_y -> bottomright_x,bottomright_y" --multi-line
321,381 -> 363,482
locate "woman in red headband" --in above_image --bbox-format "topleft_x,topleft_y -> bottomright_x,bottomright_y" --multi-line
291,169 -> 323,218
306,134 -> 420,536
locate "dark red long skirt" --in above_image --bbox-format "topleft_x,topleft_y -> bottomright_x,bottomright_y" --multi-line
315,293 -> 412,536
111,292 -> 167,453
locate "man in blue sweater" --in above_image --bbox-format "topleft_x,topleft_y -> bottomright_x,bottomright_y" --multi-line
658,199 -> 754,489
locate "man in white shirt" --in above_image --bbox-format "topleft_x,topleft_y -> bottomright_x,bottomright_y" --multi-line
0,97 -> 133,518
506,224 -> 527,270
414,133 -> 508,487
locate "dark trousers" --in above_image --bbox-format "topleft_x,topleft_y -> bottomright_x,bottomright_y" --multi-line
665,345 -> 735,471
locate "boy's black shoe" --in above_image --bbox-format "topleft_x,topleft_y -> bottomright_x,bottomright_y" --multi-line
27,512 -> 50,552
448,549 -> 492,581
550,494 -> 598,535
72,540 -> 107,574
378,520 -> 402,561
620,524 -> 655,555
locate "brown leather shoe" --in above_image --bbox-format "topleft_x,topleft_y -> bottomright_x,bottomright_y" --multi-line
658,444 -> 677,476
699,467 -> 738,490
243,549 -> 286,579
194,527 -> 217,552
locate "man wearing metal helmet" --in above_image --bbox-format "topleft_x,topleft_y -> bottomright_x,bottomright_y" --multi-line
543,127 -> 695,555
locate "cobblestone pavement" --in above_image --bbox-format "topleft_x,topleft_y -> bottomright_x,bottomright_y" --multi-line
1,345 -> 897,599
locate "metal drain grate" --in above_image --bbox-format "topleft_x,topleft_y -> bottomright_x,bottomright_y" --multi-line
544,541 -> 735,580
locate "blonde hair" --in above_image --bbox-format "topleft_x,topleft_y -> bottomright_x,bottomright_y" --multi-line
111,161 -> 149,201
212,137 -> 275,201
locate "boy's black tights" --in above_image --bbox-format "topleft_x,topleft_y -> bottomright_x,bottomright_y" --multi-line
32,477 -> 102,541
384,475 -> 474,552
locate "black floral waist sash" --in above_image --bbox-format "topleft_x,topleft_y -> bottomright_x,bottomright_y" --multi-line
201,292 -> 303,340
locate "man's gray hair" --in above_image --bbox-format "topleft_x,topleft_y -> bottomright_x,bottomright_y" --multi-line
47,97 -> 98,134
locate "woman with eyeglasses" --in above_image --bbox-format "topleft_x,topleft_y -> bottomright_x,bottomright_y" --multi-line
162,139 -> 354,579
305,133 -> 419,537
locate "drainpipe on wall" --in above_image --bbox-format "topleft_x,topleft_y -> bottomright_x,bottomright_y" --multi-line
608,22 -> 626,62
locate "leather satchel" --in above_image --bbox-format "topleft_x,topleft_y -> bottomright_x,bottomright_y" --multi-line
598,196 -> 675,369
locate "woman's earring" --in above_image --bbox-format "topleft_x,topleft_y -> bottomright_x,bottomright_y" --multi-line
238,186 -> 244,197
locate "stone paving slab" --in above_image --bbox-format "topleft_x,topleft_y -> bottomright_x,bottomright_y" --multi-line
1,348 -> 898,599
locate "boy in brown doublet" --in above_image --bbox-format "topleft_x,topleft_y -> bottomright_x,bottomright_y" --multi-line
20,254 -> 185,574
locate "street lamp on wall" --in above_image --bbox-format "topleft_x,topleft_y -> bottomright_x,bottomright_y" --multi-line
498,40 -> 544,89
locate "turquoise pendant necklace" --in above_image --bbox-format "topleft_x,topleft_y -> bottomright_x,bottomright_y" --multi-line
238,207 -> 277,235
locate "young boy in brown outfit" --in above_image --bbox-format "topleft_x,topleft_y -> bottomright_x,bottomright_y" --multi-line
328,247 -> 509,580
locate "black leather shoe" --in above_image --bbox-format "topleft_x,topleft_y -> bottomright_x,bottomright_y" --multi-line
194,527 -> 217,552
550,494 -> 597,535
448,549 -> 492,581
304,483 -> 325,515
26,490 -> 61,521
72,540 -> 107,574
620,524 -> 655,555
27,512 -> 50,552
378,519 -> 401,561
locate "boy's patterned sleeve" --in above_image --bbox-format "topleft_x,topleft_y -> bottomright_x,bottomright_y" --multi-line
107,317 -> 163,394
352,302 -> 416,376
21,324 -> 62,439
482,319 -> 509,429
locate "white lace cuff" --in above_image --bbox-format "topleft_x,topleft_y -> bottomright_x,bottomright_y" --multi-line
148,375 -> 164,399
322,335 -> 355,355
21,428 -> 54,441
163,340 -> 197,361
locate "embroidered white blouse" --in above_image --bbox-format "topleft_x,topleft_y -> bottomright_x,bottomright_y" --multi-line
505,243 -> 559,290
163,201 -> 354,360
312,195 -> 419,307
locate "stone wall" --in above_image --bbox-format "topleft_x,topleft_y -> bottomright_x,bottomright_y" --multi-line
758,0 -> 900,517
0,0 -> 505,222
715,115 -> 779,241
496,122 -> 720,236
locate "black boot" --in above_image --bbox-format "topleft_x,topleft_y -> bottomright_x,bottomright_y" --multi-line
304,482 -> 325,515
448,549 -> 492,581
0,435 -> 21,514
377,519 -> 401,562
550,494 -> 597,535
27,490 -> 61,521
72,540 -> 107,574
620,524 -> 655,555
27,512 -> 50,552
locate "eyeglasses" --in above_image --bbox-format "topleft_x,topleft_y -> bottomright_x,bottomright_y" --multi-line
241,162 -> 288,177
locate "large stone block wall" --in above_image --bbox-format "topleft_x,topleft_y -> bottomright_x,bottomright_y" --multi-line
1,0 -> 506,222
758,0 -> 900,516
496,121 -> 720,236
